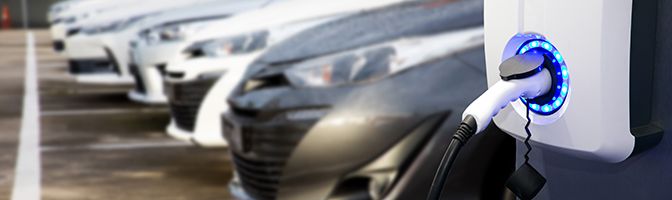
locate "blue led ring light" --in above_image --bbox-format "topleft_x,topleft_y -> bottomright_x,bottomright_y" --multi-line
516,35 -> 569,115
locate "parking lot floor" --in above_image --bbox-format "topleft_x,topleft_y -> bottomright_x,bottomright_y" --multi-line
1,30 -> 235,200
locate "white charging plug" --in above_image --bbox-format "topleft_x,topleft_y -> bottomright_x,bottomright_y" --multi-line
462,68 -> 552,134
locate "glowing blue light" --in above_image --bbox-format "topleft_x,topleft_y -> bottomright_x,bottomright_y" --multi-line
553,98 -> 564,108
519,47 -> 529,54
561,68 -> 569,79
561,83 -> 569,96
541,105 -> 552,112
554,51 -> 564,62
542,42 -> 552,51
561,65 -> 569,80
514,36 -> 570,115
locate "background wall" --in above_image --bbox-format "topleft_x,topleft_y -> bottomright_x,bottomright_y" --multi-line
0,0 -> 62,28
518,0 -> 672,199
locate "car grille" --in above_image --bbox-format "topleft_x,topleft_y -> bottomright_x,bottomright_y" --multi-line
68,60 -> 113,74
167,78 -> 218,132
129,64 -> 145,94
224,112 -> 317,200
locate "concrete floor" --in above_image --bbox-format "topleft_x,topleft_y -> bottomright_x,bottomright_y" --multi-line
0,30 -> 235,200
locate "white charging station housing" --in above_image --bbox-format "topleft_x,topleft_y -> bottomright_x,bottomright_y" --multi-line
484,0 -> 662,163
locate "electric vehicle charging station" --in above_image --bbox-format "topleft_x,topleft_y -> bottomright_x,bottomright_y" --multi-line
481,0 -> 663,163
430,1 -> 664,199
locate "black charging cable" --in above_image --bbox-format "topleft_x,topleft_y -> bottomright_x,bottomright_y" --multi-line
504,103 -> 546,200
427,115 -> 477,200
523,102 -> 532,164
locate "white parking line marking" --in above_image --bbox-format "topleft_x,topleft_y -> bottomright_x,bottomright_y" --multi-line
41,108 -> 169,117
41,140 -> 193,152
11,31 -> 41,200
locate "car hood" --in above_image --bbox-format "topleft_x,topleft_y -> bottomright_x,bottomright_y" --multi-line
187,0 -> 413,42
137,0 -> 273,29
73,0 -> 216,28
256,0 -> 483,65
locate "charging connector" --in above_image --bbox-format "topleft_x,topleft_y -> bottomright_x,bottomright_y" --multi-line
462,67 -> 552,133
427,52 -> 552,200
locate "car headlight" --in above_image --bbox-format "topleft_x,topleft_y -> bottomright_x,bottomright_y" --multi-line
139,24 -> 194,45
283,47 -> 397,87
184,30 -> 269,58
82,15 -> 147,35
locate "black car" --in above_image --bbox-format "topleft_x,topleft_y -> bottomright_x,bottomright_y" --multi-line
223,0 -> 515,199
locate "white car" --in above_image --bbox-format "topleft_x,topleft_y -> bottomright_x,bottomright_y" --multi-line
48,0 -> 107,23
48,0 -> 86,22
135,0 -> 412,147
162,18 -> 337,147
63,0 -> 218,84
127,0 -> 289,104
49,0 -> 139,52
85,0 -> 270,87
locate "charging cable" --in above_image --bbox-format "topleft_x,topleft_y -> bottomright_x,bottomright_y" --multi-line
427,52 -> 552,200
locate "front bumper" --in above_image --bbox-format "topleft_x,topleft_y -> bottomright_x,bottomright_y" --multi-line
73,73 -> 134,85
222,109 -> 319,200
224,84 -> 363,199
127,89 -> 167,104
66,32 -> 139,85
64,34 -> 107,60
166,120 -> 195,141
68,58 -> 132,85
127,63 -> 167,104
159,54 -> 260,148
223,98 -> 435,200
128,41 -> 186,104
166,117 -> 229,148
